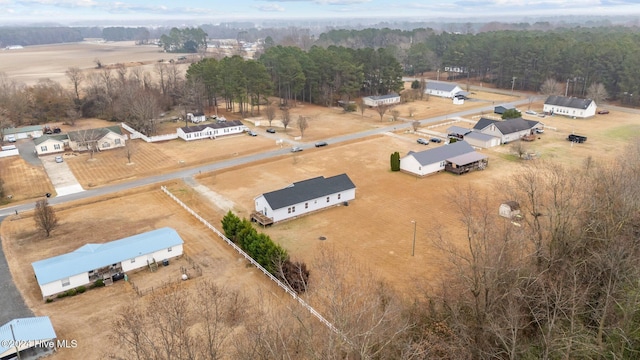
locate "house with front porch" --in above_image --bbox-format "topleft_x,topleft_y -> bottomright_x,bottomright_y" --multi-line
253,174 -> 356,225
177,120 -> 247,141
67,126 -> 127,152
34,134 -> 68,155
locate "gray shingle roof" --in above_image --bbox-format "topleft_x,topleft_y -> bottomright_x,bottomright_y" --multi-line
544,95 -> 594,109
407,141 -> 475,166
473,117 -> 539,134
68,126 -> 122,142
464,131 -> 499,142
180,120 -> 244,134
262,174 -> 356,210
447,126 -> 472,136
426,81 -> 460,92
34,134 -> 68,145
365,93 -> 399,100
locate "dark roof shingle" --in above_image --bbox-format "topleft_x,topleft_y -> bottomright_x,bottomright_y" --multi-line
544,95 -> 593,109
262,174 -> 356,209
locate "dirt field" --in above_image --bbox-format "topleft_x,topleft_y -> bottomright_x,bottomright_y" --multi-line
2,42 -> 640,359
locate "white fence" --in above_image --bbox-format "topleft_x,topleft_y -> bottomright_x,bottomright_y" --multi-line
160,186 -> 346,340
121,123 -> 178,143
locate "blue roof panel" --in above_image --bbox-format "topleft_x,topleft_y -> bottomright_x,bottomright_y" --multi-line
31,228 -> 184,285
0,316 -> 56,353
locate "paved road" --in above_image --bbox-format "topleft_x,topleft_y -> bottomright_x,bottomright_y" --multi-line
0,95 -> 536,324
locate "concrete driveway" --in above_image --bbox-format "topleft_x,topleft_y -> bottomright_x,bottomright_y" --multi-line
41,154 -> 84,196
15,139 -> 41,166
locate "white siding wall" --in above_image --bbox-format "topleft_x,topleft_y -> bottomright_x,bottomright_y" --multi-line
178,126 -> 246,141
256,190 -> 356,223
40,272 -> 89,298
121,245 -> 184,272
255,195 -> 274,217
36,140 -> 65,155
400,156 -> 443,176
543,102 -> 596,118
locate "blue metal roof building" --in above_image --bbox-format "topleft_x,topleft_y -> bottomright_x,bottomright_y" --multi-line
0,316 -> 56,358
32,227 -> 184,290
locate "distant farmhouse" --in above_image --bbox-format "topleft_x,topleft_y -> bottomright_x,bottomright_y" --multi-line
187,112 -> 206,123
252,174 -> 356,225
400,141 -> 488,176
363,93 -> 401,107
472,117 -> 543,144
543,95 -> 596,118
494,105 -> 515,115
177,120 -> 247,141
425,81 -> 466,99
31,227 -> 184,299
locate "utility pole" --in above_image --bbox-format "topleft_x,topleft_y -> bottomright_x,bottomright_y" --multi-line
565,78 -> 570,97
411,220 -> 417,256
511,76 -> 517,93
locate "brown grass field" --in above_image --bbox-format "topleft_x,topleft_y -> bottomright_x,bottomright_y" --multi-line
2,42 -> 640,359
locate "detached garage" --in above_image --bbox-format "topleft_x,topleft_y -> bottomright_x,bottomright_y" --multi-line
31,227 -> 184,299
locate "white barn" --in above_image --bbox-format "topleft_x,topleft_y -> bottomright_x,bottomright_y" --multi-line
0,316 -> 56,359
31,227 -> 184,299
34,134 -> 68,155
363,93 -> 400,107
473,117 -> 542,144
400,141 -> 486,177
177,120 -> 247,141
253,174 -> 356,224
543,95 -> 596,118
187,112 -> 206,123
425,81 -> 464,98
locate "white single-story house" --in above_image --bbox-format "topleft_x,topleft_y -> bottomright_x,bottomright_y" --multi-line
400,141 -> 487,177
543,95 -> 596,118
31,227 -> 184,299
34,134 -> 68,155
0,316 -> 56,359
463,131 -> 501,149
425,81 -> 464,98
67,126 -> 127,152
473,117 -> 543,144
187,112 -> 206,123
177,120 -> 247,141
363,93 -> 400,107
2,125 -> 43,141
253,174 -> 356,224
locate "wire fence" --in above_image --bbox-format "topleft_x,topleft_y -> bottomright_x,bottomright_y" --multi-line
130,254 -> 203,296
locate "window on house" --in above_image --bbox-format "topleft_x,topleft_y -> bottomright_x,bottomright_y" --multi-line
338,194 -> 341,200
61,278 -> 70,287
288,207 -> 291,214
168,247 -> 172,252
102,142 -> 110,148
292,206 -> 295,213
326,196 -> 330,203
305,202 -> 308,209
115,139 -> 121,145
131,258 -> 136,263
54,144 -> 61,150
41,146 -> 47,152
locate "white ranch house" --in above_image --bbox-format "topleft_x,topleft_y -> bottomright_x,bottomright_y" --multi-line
177,120 -> 247,141
473,117 -> 543,144
363,93 -> 400,107
543,95 -> 596,118
0,316 -> 56,359
253,174 -> 356,224
400,141 -> 487,177
187,112 -> 206,123
67,126 -> 127,152
425,81 -> 464,98
31,227 -> 184,299
34,134 -> 68,155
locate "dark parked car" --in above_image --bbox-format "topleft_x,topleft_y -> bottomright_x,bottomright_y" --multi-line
266,128 -> 276,133
567,134 -> 587,143
315,141 -> 328,147
597,109 -> 610,114
430,137 -> 442,143
112,272 -> 125,282
417,138 -> 429,145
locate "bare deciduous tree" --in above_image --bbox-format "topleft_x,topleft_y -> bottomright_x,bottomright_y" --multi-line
412,121 -> 420,132
540,78 -> 562,96
408,106 -> 416,117
265,103 -> 276,127
297,115 -> 308,138
587,82 -> 609,104
65,66 -> 84,100
390,109 -> 400,121
281,108 -> 291,132
34,199 -> 58,237
375,104 -> 391,122
123,139 -> 136,164
357,98 -> 366,117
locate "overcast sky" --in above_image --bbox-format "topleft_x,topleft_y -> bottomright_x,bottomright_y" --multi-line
1,0 -> 640,24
